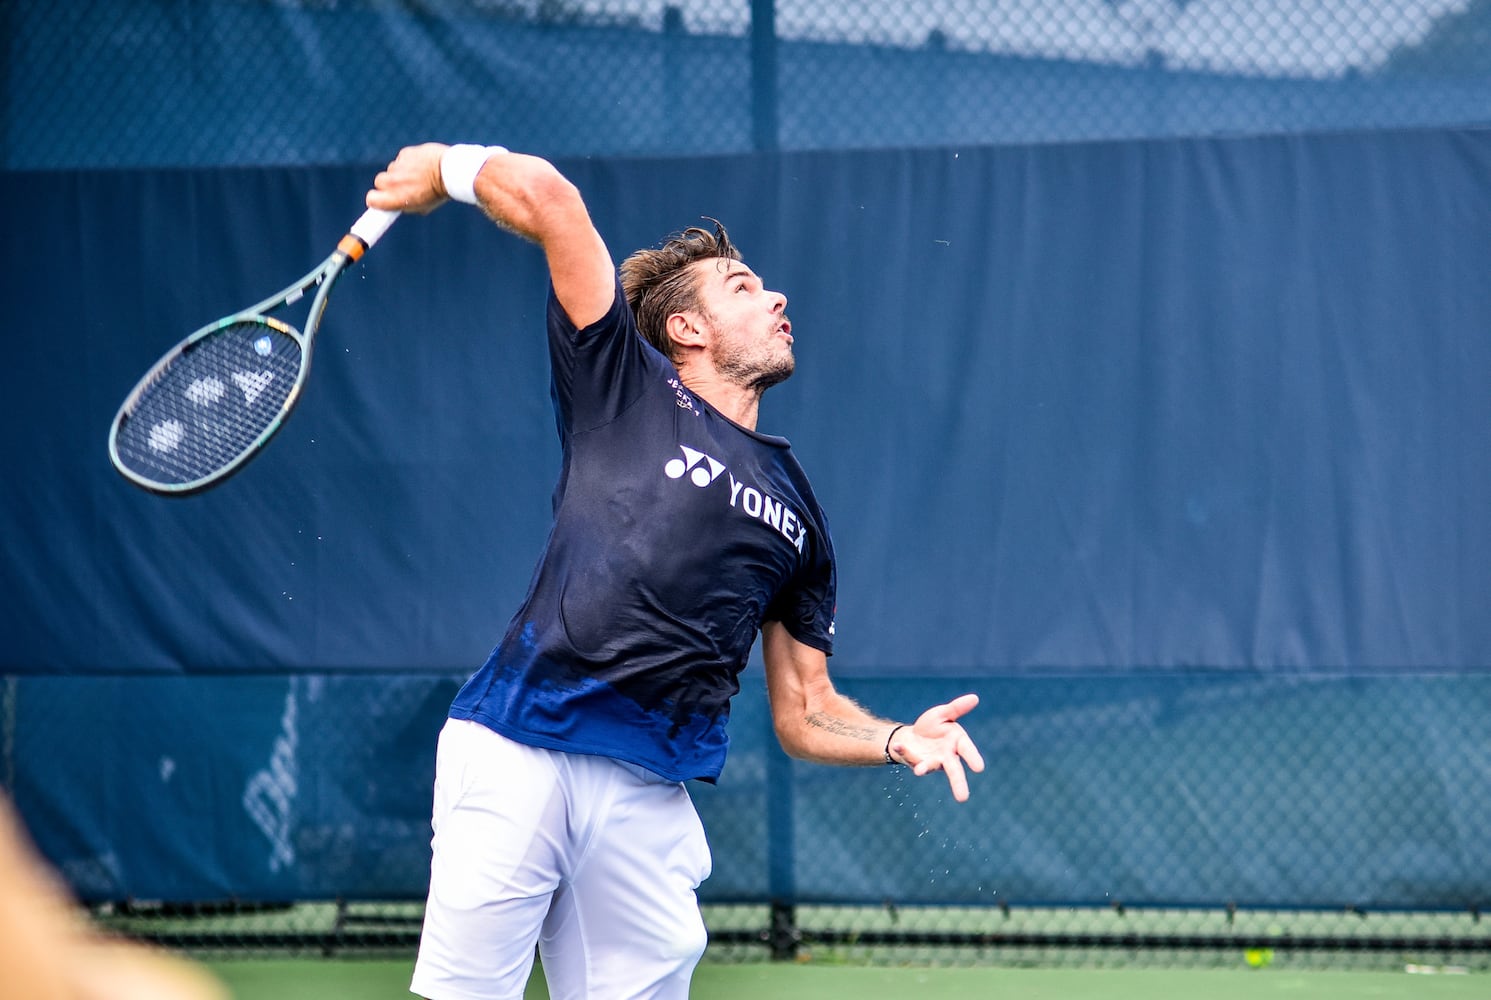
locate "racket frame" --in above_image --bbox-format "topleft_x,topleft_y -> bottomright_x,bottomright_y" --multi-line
108,208 -> 397,496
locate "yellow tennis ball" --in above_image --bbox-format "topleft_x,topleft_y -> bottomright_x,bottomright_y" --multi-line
1244,947 -> 1275,968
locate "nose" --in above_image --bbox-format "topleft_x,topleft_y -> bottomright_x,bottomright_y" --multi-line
770,289 -> 787,312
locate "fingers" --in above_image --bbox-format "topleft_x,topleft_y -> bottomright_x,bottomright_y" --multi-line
902,691 -> 984,801
914,693 -> 979,732
944,692 -> 980,720
900,731 -> 981,803
365,144 -> 449,214
365,180 -> 401,211
943,754 -> 970,803
910,749 -> 971,802
959,731 -> 986,774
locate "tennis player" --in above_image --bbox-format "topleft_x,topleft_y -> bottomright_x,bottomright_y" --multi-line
367,143 -> 985,1000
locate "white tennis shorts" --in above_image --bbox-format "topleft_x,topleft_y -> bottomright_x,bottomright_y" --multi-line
409,718 -> 712,1000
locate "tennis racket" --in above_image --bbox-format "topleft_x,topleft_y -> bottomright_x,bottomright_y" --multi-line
108,207 -> 399,496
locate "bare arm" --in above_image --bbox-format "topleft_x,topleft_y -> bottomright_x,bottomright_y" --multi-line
365,142 -> 615,328
760,620 -> 986,802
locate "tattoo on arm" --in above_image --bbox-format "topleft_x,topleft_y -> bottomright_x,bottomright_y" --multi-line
804,712 -> 881,743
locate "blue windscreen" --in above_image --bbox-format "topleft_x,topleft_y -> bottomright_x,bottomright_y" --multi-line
3,127 -> 1489,907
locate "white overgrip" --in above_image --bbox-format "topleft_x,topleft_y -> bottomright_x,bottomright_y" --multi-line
349,208 -> 400,249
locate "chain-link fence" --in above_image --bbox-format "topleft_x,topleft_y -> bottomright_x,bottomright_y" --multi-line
9,672 -> 1491,968
7,0 -> 1491,168
8,0 -> 1491,973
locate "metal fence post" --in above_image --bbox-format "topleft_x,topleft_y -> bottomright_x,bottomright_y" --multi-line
765,703 -> 797,959
749,0 -> 778,151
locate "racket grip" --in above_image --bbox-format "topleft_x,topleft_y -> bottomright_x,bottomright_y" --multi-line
349,208 -> 400,250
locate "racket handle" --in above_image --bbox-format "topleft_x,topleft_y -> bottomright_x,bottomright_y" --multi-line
349,208 -> 400,250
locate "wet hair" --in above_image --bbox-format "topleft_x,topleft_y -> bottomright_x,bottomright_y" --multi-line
620,219 -> 741,361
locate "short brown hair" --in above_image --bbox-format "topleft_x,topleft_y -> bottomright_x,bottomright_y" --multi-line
620,220 -> 741,360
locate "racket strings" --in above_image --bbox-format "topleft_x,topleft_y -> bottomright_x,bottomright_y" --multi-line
113,320 -> 304,488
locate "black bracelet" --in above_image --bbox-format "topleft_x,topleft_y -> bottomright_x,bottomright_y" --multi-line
883,724 -> 906,765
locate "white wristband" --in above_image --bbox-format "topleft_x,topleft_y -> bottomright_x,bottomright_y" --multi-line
440,144 -> 508,205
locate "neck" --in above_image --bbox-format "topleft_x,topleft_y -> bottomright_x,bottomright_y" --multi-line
678,370 -> 764,430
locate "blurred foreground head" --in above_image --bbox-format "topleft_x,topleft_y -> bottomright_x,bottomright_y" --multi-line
0,793 -> 229,1000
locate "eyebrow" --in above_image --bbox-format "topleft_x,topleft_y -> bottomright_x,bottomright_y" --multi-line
719,267 -> 757,285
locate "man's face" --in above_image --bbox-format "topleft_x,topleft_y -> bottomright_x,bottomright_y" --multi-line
688,258 -> 794,390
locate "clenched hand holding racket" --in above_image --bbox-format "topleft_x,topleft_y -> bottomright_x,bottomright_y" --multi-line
108,207 -> 399,495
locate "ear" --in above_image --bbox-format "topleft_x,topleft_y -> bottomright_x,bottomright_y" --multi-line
665,312 -> 709,353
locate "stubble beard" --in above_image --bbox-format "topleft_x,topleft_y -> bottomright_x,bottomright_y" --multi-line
718,345 -> 795,393
710,312 -> 797,394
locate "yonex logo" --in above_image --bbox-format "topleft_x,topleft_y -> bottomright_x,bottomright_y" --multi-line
231,370 -> 276,405
729,473 -> 809,553
665,446 -> 726,487
665,445 -> 810,554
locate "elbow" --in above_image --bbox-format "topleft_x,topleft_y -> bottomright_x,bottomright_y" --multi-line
525,165 -> 582,212
770,711 -> 812,761
480,156 -> 587,242
520,166 -> 587,233
773,727 -> 810,762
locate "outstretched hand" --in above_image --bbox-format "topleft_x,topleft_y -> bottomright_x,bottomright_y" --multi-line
891,694 -> 985,802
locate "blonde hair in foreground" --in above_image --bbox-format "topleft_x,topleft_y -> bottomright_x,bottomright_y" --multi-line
0,793 -> 229,1000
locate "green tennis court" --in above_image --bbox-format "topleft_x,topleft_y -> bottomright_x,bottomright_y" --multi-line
106,898 -> 1491,997
206,958 -> 1485,1000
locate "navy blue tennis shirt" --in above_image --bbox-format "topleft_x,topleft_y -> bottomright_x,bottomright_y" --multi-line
449,278 -> 837,782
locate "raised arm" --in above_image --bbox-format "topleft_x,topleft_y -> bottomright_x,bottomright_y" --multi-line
760,621 -> 985,802
365,142 -> 615,328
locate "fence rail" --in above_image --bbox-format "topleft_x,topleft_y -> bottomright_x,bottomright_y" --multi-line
94,899 -> 1491,969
